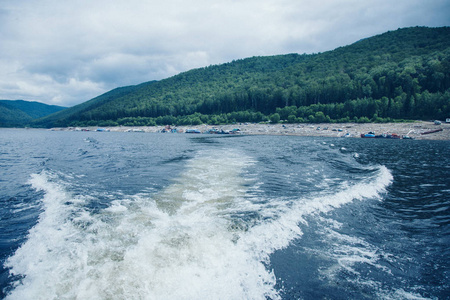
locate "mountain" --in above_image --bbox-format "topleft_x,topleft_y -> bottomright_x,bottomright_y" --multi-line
34,26 -> 450,127
0,100 -> 66,127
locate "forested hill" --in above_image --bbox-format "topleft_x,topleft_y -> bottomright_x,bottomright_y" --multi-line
0,100 -> 66,127
35,26 -> 450,127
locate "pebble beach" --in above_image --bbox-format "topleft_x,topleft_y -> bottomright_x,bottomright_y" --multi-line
54,121 -> 450,140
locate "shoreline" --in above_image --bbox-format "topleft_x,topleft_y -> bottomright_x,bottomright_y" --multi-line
48,121 -> 450,140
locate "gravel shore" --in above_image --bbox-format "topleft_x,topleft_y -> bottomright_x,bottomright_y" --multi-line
56,121 -> 450,140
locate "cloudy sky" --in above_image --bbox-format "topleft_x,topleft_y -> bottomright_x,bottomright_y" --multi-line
1,0 -> 449,107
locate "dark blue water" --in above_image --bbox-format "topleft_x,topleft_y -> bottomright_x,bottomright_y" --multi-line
0,129 -> 448,299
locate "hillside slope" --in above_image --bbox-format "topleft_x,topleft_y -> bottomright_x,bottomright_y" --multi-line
0,100 -> 66,127
35,26 -> 450,127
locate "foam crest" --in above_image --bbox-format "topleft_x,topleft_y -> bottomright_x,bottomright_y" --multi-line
5,172 -> 93,299
240,165 -> 393,262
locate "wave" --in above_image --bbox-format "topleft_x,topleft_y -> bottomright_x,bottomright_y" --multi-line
4,149 -> 392,300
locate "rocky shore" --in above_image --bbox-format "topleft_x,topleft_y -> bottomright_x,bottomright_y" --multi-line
54,121 -> 450,140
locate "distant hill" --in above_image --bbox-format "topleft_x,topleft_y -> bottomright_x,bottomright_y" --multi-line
0,100 -> 66,127
34,26 -> 450,127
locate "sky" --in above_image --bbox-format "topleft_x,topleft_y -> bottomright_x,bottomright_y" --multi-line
1,0 -> 449,107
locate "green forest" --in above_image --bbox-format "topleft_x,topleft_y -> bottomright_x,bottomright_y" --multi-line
34,27 -> 450,128
0,100 -> 66,127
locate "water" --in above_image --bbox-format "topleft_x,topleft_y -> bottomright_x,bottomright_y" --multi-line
0,129 -> 448,299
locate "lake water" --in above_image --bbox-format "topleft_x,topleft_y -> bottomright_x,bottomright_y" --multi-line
0,129 -> 449,299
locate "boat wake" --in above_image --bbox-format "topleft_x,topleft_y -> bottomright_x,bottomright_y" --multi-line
4,148 -> 392,299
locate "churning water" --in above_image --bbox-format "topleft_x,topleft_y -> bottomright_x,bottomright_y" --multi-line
0,129 -> 448,299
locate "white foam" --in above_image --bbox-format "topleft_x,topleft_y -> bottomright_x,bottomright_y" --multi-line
240,165 -> 393,260
5,150 -> 393,300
